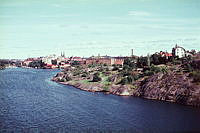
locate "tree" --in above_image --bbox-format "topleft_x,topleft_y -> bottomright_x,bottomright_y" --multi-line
72,61 -> 80,66
137,56 -> 148,67
28,60 -> 45,68
151,54 -> 160,65
124,58 -> 137,69
92,72 -> 102,82
190,49 -> 196,55
52,59 -> 57,65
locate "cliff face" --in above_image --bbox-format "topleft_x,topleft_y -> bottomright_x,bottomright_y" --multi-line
137,72 -> 200,106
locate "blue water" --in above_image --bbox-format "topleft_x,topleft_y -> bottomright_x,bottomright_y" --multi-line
0,68 -> 200,133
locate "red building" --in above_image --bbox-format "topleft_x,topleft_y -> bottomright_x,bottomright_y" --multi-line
111,57 -> 124,65
85,56 -> 124,65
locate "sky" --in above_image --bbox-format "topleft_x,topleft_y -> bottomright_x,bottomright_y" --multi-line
0,0 -> 200,59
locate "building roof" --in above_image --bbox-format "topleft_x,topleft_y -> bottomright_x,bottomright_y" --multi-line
174,44 -> 186,51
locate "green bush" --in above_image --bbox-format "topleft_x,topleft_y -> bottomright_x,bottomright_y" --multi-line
118,77 -> 129,85
73,70 -> 81,76
107,76 -> 112,82
150,65 -> 161,73
88,64 -> 96,68
118,75 -> 135,85
172,59 -> 182,65
120,70 -> 131,77
144,65 -> 168,75
127,76 -> 134,83
160,66 -> 168,74
92,73 -> 102,82
132,74 -> 140,80
144,70 -> 154,76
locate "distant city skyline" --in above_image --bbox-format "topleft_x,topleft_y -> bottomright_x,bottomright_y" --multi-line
0,0 -> 200,59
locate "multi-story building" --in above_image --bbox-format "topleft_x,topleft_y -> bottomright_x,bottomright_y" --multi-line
42,54 -> 57,65
172,44 -> 186,58
111,57 -> 125,65
85,56 -> 125,66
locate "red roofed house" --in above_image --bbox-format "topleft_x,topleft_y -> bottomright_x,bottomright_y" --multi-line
160,51 -> 172,59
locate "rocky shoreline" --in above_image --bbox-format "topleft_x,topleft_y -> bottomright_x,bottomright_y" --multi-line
52,79 -> 132,96
52,71 -> 200,107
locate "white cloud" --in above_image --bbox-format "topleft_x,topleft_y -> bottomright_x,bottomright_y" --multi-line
128,11 -> 151,16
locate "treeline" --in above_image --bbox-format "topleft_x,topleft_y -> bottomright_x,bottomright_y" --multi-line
28,60 -> 45,68
0,60 -> 11,70
114,53 -> 200,85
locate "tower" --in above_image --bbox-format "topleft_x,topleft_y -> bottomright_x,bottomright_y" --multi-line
131,49 -> 133,57
147,53 -> 150,67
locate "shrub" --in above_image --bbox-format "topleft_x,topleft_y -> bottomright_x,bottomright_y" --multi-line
120,70 -> 131,77
65,76 -> 71,81
72,61 -> 80,66
132,74 -> 140,80
118,75 -> 134,85
160,66 -> 168,74
92,73 -> 102,82
184,64 -> 193,72
118,77 -> 129,85
88,64 -> 96,68
73,70 -> 81,76
127,76 -> 134,83
147,65 -> 168,74
112,66 -> 119,71
105,67 -> 109,71
124,58 -> 137,69
81,73 -> 87,77
150,65 -> 161,73
60,78 -> 66,82
103,63 -> 108,66
144,70 -> 154,76
107,76 -> 112,82
172,59 -> 182,65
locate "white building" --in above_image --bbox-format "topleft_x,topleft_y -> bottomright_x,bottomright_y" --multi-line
42,54 -> 57,65
172,44 -> 186,58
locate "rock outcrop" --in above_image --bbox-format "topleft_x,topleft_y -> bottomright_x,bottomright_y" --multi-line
52,71 -> 200,107
136,72 -> 200,106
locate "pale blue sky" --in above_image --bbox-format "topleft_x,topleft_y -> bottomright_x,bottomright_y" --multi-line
0,0 -> 200,59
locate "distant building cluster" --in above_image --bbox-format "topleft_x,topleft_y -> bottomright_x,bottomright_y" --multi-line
22,52 -> 126,69
21,44 -> 197,69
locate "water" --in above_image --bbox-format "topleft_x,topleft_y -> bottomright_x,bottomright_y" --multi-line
0,68 -> 200,133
